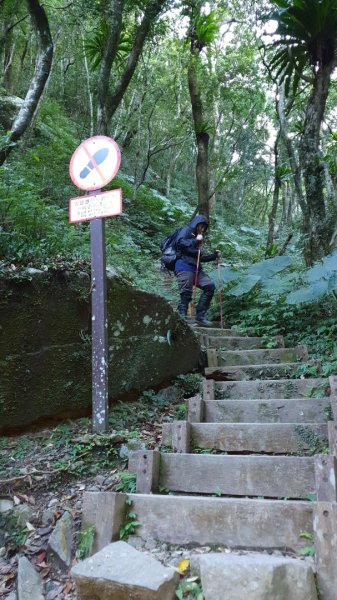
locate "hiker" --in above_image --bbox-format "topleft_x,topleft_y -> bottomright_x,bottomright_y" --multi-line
175,215 -> 220,327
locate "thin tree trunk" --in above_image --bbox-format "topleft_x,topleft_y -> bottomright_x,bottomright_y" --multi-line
97,0 -> 166,135
2,40 -> 16,91
276,82 -> 307,218
286,187 -> 293,225
187,54 -> 210,220
0,0 -> 53,165
82,32 -> 94,136
97,0 -> 124,134
165,144 -> 184,196
266,132 -> 281,255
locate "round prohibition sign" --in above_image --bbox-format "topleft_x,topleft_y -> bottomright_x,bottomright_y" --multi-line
69,135 -> 121,191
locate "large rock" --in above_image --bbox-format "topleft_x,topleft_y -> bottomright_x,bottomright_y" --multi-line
0,269 -> 199,431
0,94 -> 23,130
17,556 -> 44,600
71,541 -> 179,599
198,553 -> 318,600
47,511 -> 73,568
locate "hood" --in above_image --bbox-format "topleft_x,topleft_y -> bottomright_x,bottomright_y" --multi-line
188,214 -> 209,233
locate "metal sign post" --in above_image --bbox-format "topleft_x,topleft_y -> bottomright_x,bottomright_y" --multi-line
69,136 -> 121,433
90,206 -> 108,432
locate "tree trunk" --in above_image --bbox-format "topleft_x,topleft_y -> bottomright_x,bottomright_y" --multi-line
266,132 -> 281,255
299,62 -> 336,263
97,0 -> 166,135
276,82 -> 307,219
82,31 -> 94,136
0,0 -> 53,165
96,0 -> 124,134
187,54 -> 210,220
2,38 -> 15,92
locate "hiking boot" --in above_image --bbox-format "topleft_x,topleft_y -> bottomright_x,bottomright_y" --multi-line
195,316 -> 213,327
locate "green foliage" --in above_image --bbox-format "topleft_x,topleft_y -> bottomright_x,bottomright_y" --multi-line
84,23 -> 132,70
175,402 -> 187,420
211,255 -> 293,296
194,11 -> 219,46
114,471 -> 137,494
285,249 -> 337,305
298,531 -> 315,557
268,0 -> 337,94
176,373 -> 201,397
176,578 -> 203,599
5,524 -> 28,552
119,499 -> 140,540
76,526 -> 96,559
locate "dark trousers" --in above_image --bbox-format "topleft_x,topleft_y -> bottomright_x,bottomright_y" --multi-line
175,270 -> 215,317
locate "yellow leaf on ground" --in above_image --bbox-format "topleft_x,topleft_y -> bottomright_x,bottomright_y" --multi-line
177,558 -> 190,574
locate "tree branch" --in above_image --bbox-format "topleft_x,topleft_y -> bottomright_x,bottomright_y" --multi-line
0,13 -> 30,52
0,0 -> 53,165
105,0 -> 167,126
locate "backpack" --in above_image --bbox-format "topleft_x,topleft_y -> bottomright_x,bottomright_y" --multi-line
160,227 -> 183,272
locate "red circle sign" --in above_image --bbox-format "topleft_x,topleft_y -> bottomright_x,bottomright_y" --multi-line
69,136 -> 121,191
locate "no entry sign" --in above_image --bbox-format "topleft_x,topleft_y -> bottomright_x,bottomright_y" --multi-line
69,135 -> 121,191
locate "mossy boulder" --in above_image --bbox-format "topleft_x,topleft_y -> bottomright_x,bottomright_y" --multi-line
0,268 -> 199,432
0,93 -> 23,130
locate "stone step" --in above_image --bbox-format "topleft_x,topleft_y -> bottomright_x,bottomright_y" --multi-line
205,361 -> 319,381
162,422 -> 327,454
194,327 -> 248,337
127,494 -> 313,552
197,553 -> 318,600
207,378 -> 329,400
195,398 -> 331,423
152,453 -> 315,499
204,335 -> 284,350
217,346 -> 307,367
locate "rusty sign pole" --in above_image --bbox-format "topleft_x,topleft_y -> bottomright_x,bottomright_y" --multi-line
90,201 -> 108,433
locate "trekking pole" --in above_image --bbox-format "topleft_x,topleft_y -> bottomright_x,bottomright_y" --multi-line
190,245 -> 202,321
217,256 -> 224,329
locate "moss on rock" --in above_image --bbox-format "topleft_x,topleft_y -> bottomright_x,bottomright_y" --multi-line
0,269 -> 200,432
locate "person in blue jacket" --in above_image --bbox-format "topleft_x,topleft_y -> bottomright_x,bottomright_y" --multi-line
175,215 -> 220,327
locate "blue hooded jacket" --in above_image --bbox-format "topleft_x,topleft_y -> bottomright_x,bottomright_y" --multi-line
175,215 -> 217,273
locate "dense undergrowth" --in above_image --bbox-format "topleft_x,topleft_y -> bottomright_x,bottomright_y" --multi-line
0,373 -> 199,497
2,98 -> 337,373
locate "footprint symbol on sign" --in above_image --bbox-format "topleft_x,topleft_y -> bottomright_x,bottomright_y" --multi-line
80,147 -> 109,179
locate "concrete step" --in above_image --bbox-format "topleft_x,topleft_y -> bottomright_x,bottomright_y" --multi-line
197,553 -> 318,600
151,453 -> 315,499
162,422 -> 327,454
208,378 -> 329,400
127,493 -> 313,552
217,346 -> 307,367
194,327 -> 248,337
204,335 -> 284,350
196,398 -> 331,423
205,361 -> 319,381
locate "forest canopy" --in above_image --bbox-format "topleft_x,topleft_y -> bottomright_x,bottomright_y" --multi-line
1,0 -> 337,320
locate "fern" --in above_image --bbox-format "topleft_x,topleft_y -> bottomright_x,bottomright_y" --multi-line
194,11 -> 219,45
84,24 -> 132,70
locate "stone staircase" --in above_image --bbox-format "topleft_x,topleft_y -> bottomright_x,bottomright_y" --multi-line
74,326 -> 337,600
